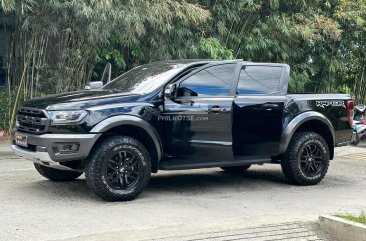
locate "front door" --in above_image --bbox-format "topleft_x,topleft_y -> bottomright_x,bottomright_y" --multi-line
163,63 -> 239,163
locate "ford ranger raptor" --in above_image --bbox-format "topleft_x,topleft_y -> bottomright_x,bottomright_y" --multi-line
12,60 -> 354,201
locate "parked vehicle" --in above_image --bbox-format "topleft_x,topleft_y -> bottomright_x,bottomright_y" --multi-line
350,104 -> 366,146
12,60 -> 354,201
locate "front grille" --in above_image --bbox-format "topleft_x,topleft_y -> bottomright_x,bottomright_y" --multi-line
16,107 -> 49,134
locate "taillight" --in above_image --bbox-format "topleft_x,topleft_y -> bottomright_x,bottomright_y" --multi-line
347,100 -> 355,128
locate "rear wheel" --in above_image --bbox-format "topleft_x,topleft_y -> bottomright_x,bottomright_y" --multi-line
220,165 -> 251,173
34,163 -> 82,182
281,132 -> 330,185
85,136 -> 151,202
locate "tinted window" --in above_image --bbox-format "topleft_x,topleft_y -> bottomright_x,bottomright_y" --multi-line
237,66 -> 282,95
178,64 -> 236,97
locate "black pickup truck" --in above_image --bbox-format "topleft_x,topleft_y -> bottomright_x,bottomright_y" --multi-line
12,60 -> 354,201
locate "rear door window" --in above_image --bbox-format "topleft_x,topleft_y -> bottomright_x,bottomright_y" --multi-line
237,66 -> 283,95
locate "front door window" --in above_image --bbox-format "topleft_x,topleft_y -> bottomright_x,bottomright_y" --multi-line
177,64 -> 236,97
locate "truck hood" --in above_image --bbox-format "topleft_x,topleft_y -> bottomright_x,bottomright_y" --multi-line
21,90 -> 141,110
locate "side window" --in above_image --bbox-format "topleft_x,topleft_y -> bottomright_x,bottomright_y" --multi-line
178,64 -> 236,97
237,66 -> 283,95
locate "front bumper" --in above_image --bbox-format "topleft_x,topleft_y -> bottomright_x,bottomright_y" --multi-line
11,130 -> 101,162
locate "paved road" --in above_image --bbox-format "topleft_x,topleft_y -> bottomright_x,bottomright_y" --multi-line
0,144 -> 365,240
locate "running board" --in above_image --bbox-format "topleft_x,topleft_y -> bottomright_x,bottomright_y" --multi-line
159,158 -> 271,170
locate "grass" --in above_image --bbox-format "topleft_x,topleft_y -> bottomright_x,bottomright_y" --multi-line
337,211 -> 366,225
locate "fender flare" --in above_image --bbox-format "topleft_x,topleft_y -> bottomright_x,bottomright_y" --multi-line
90,115 -> 163,162
279,111 -> 335,154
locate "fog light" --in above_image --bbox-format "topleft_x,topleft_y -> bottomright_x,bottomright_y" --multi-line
55,143 -> 80,154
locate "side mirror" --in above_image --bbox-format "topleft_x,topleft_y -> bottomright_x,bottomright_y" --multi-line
85,81 -> 103,90
164,84 -> 177,98
101,62 -> 112,84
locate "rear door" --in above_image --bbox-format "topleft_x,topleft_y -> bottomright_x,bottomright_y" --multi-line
232,63 -> 289,159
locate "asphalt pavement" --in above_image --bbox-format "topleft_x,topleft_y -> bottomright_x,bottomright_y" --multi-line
0,143 -> 365,240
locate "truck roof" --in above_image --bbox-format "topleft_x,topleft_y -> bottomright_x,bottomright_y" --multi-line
149,59 -> 243,66
151,59 -> 291,69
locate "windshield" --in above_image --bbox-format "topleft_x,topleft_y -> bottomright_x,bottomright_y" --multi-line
103,62 -> 186,94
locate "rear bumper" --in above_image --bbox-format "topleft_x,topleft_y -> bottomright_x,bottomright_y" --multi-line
11,129 -> 101,162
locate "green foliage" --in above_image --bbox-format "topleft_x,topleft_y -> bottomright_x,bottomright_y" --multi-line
92,47 -> 127,79
89,0 -> 211,80
193,0 -> 347,93
199,38 -> 233,60
333,0 -> 366,102
0,88 -> 8,130
0,87 -> 17,131
1,0 -> 366,132
1,0 -> 210,130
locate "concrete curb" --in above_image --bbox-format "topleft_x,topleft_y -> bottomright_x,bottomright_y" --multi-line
318,215 -> 366,241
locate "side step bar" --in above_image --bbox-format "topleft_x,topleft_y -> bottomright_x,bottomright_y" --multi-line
159,158 -> 271,170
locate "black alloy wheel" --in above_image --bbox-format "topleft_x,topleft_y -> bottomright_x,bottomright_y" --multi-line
299,143 -> 324,177
281,131 -> 330,185
103,150 -> 141,190
86,135 -> 151,202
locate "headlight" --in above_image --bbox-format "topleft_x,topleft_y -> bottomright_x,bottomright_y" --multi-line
48,110 -> 88,125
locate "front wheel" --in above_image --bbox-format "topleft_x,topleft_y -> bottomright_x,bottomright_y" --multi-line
281,132 -> 330,185
85,136 -> 151,202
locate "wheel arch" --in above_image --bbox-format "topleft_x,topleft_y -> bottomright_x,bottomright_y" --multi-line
90,115 -> 163,173
280,112 -> 335,160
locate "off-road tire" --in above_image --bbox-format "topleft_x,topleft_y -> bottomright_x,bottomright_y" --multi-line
281,131 -> 330,185
34,163 -> 82,182
220,165 -> 251,173
85,136 -> 151,202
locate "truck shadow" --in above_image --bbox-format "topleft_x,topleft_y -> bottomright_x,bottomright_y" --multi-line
24,167 -> 347,202
146,168 -> 288,193
23,168 -> 289,201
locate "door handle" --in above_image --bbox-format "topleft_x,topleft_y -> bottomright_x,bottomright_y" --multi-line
263,103 -> 279,109
211,106 -> 226,113
177,99 -> 194,106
